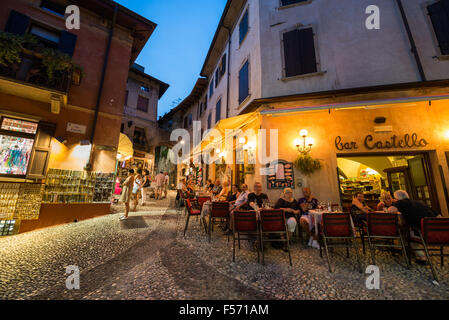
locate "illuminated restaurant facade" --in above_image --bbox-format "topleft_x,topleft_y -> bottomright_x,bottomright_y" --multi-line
159,0 -> 449,216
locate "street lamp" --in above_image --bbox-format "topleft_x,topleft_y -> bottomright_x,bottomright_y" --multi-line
295,129 -> 314,155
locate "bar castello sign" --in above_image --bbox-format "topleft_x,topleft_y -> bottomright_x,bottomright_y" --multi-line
335,133 -> 429,151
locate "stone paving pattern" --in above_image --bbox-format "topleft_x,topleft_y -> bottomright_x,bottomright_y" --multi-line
0,192 -> 448,300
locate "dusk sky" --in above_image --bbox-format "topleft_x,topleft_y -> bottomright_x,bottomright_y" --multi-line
115,0 -> 228,118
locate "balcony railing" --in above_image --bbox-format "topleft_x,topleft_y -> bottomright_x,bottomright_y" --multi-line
0,50 -> 72,93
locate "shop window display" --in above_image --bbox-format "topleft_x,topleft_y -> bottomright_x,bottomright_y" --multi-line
0,135 -> 34,175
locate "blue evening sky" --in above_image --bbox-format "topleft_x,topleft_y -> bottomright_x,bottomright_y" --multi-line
115,0 -> 227,118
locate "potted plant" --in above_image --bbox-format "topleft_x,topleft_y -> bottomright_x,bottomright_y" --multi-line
0,32 -> 24,67
41,48 -> 72,81
293,154 -> 322,176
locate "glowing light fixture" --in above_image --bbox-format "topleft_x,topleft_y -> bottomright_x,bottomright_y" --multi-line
295,129 -> 314,155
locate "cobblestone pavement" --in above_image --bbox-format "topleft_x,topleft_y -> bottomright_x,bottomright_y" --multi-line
0,192 -> 448,300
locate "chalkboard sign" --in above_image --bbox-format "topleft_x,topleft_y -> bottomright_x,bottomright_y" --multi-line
266,160 -> 295,189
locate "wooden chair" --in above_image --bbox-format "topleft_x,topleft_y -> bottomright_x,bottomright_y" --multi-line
350,209 -> 367,255
183,199 -> 201,236
408,217 -> 449,282
232,210 -> 260,263
366,213 -> 409,268
197,196 -> 211,210
208,201 -> 230,243
319,212 -> 362,273
259,209 -> 292,266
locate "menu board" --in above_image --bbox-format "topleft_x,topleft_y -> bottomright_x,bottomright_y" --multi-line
0,135 -> 34,175
266,160 -> 295,189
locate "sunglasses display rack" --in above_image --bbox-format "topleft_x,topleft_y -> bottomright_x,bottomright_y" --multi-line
42,169 -> 96,204
0,183 -> 20,220
93,173 -> 115,203
14,183 -> 44,220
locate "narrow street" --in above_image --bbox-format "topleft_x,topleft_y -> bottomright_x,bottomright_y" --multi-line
0,192 -> 448,300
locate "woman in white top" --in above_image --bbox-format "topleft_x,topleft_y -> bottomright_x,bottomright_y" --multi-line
132,168 -> 142,212
140,169 -> 150,206
119,169 -> 135,221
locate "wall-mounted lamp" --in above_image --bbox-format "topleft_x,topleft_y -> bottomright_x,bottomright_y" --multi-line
242,141 -> 255,151
80,140 -> 91,146
56,136 -> 67,144
295,129 -> 314,154
445,130 -> 449,140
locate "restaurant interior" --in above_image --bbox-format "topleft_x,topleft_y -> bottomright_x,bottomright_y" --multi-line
337,153 -> 436,210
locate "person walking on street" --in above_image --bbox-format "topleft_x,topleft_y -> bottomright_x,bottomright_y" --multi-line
141,169 -> 150,206
155,171 -> 165,200
132,169 -> 143,211
163,172 -> 169,199
119,169 -> 135,221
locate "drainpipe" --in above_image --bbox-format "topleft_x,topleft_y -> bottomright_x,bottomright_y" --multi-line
224,25 -> 232,119
395,0 -> 427,81
86,4 -> 119,170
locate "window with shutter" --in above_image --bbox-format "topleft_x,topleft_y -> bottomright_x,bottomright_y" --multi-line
283,29 -> 301,77
239,10 -> 249,44
30,24 -> 60,49
215,99 -> 221,123
428,0 -> 449,55
215,69 -> 219,88
137,95 -> 149,112
220,54 -> 227,77
27,122 -> 56,180
239,60 -> 249,104
5,10 -> 30,36
58,31 -> 77,56
40,0 -> 66,17
283,27 -> 317,77
207,113 -> 211,129
124,90 -> 129,106
281,0 -> 308,6
209,80 -> 214,98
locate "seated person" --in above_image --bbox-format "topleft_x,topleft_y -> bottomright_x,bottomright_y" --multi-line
274,188 -> 300,234
351,193 -> 372,225
377,191 -> 395,211
246,182 -> 268,210
388,190 -> 438,264
211,179 -> 222,196
185,180 -> 196,199
298,187 -> 320,249
231,184 -> 249,211
227,184 -> 240,204
216,181 -> 230,201
206,179 -> 214,193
